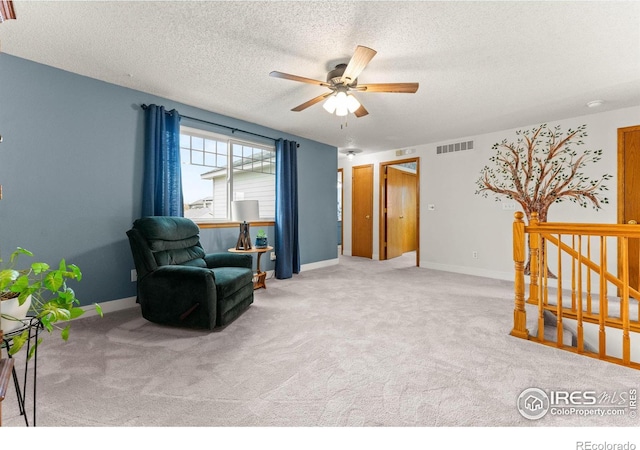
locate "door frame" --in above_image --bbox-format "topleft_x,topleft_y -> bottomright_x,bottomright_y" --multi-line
379,157 -> 420,266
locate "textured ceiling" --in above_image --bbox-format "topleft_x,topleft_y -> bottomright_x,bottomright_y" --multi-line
1,1 -> 639,155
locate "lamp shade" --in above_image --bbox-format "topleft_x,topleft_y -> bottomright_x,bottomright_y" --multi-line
231,200 -> 260,222
346,94 -> 361,113
323,95 -> 338,114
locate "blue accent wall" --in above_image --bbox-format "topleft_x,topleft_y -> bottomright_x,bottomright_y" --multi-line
0,54 -> 337,305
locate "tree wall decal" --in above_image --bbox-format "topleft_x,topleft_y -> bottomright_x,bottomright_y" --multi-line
475,123 -> 612,274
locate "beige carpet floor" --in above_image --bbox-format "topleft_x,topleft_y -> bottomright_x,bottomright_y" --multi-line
2,253 -> 639,429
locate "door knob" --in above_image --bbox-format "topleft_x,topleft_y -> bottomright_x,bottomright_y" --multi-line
365,215 -> 370,219
629,220 -> 638,225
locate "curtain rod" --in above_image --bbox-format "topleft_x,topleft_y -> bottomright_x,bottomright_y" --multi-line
141,104 -> 285,144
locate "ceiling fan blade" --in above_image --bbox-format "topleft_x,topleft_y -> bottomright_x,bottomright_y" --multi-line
354,104 -> 369,118
270,71 -> 330,87
355,83 -> 419,93
291,92 -> 333,112
340,45 -> 377,85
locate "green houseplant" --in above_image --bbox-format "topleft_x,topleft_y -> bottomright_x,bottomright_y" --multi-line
0,247 -> 102,358
255,229 -> 268,248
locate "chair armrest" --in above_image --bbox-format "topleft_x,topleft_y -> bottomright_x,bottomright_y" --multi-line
205,252 -> 253,270
137,265 -> 217,329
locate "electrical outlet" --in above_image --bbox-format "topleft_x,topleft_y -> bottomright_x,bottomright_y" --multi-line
502,203 -> 516,210
270,252 -> 276,261
472,251 -> 478,259
131,269 -> 137,282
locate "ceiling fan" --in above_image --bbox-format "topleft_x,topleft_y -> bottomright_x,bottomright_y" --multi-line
269,45 -> 419,118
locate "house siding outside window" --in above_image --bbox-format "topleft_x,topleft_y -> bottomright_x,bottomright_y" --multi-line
180,126 -> 275,222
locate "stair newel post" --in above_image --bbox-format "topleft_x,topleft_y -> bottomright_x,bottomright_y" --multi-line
528,212 -> 540,305
511,211 -> 529,339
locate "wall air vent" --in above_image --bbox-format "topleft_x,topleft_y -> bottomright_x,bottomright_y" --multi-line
436,140 -> 474,155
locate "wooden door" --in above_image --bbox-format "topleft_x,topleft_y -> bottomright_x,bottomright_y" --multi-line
386,167 -> 404,259
618,125 -> 640,293
352,165 -> 373,258
379,158 -> 420,264
402,171 -> 418,253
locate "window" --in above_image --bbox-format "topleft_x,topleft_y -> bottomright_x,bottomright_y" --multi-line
180,126 -> 275,221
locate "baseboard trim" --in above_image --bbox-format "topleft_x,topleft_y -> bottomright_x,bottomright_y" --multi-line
301,258 -> 339,272
81,296 -> 138,318
419,261 -> 513,282
418,261 -> 571,290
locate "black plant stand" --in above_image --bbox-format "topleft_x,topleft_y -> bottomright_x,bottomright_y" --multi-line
1,317 -> 42,427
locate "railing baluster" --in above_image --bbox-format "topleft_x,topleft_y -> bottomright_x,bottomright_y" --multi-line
602,237 -> 608,319
587,237 -> 592,315
557,234 -> 564,347
599,236 -> 607,359
621,237 -> 631,365
511,212 -> 528,339
577,235 -> 584,353
637,235 -> 640,323
537,231 -> 545,342
543,234 -> 549,307
572,235 -> 577,311
529,213 -> 540,305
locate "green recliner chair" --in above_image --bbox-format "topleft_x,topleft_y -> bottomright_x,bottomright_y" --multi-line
126,216 -> 254,329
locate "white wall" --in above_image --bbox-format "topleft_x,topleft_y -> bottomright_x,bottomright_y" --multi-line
339,106 -> 640,281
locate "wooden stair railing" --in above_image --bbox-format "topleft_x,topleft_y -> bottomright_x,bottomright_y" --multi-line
511,211 -> 640,370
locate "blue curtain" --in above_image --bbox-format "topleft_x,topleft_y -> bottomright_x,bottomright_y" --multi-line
275,139 -> 300,279
142,105 -> 183,217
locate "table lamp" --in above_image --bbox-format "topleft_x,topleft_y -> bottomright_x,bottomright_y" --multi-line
232,200 -> 260,250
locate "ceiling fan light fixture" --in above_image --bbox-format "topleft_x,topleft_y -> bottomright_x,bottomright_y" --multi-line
346,94 -> 360,113
340,148 -> 362,160
323,90 -> 360,116
335,104 -> 349,117
586,99 -> 604,108
322,94 -> 337,114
